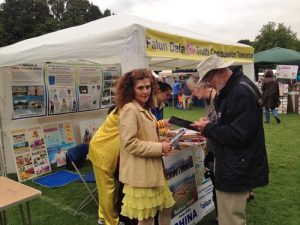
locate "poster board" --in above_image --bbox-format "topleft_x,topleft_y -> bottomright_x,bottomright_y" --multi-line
79,118 -> 103,144
276,65 -> 298,79
163,145 -> 214,225
43,121 -> 75,168
11,64 -> 46,119
46,64 -> 77,115
77,65 -> 102,111
101,65 -> 121,108
11,127 -> 51,182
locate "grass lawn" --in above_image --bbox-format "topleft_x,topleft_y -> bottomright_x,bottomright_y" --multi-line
5,106 -> 300,225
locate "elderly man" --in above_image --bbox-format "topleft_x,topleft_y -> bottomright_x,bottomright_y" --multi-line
192,55 -> 269,225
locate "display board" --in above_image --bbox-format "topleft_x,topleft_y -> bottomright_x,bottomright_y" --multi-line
163,145 -> 214,225
11,127 -> 51,181
101,65 -> 121,108
11,64 -> 46,119
78,65 -> 102,111
43,121 -> 75,168
276,65 -> 298,79
46,64 -> 77,115
79,118 -> 103,144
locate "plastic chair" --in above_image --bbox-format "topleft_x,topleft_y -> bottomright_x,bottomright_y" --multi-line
66,143 -> 98,214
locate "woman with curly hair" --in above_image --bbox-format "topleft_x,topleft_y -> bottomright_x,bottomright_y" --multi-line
115,69 -> 175,225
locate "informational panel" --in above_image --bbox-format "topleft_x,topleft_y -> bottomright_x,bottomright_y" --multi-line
276,65 -> 298,79
163,145 -> 214,225
79,118 -> 103,144
11,64 -> 46,119
101,65 -> 121,108
78,65 -> 102,111
46,64 -> 77,115
43,121 -> 75,168
11,127 -> 51,182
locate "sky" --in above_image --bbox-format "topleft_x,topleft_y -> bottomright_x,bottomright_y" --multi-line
91,0 -> 300,43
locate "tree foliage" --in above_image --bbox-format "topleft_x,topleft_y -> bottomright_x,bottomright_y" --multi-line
0,0 -> 113,47
252,22 -> 300,53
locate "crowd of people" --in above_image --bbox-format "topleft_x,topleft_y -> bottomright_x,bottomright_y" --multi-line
88,55 -> 271,225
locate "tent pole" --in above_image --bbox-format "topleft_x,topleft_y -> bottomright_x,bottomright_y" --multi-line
0,111 -> 6,177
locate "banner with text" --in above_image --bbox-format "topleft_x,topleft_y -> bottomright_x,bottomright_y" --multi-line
146,29 -> 254,63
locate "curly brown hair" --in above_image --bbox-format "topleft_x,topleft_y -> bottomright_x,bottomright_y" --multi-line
115,69 -> 157,109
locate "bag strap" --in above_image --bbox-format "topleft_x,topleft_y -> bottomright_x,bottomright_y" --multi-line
239,81 -> 261,105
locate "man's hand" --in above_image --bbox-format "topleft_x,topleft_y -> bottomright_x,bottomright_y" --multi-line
191,117 -> 210,133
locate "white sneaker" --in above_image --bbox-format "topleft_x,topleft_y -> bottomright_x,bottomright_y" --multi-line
98,219 -> 105,225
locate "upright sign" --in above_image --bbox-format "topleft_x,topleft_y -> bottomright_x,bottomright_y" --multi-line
11,64 -> 46,119
78,65 -> 102,111
276,65 -> 298,79
46,64 -> 77,115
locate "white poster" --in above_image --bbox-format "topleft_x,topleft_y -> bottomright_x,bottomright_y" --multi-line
101,64 -> 121,108
276,65 -> 298,79
11,64 -> 46,119
46,64 -> 77,115
78,65 -> 102,111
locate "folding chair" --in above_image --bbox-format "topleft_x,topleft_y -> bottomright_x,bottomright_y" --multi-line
66,143 -> 98,215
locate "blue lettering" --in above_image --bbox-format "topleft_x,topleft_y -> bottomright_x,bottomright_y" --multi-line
174,210 -> 198,225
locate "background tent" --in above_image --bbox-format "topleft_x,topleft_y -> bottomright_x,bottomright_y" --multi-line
254,47 -> 300,65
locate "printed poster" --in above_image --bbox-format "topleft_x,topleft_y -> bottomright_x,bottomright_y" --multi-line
11,127 -> 51,182
46,64 -> 77,115
101,64 -> 121,108
163,145 -> 215,225
78,65 -> 102,111
43,121 -> 75,167
11,64 -> 46,119
79,118 -> 103,145
276,65 -> 298,79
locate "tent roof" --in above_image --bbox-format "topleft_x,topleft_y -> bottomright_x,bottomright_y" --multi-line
0,15 -> 252,70
254,47 -> 300,65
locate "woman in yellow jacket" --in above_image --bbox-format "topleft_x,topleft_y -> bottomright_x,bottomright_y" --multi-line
89,106 -> 120,225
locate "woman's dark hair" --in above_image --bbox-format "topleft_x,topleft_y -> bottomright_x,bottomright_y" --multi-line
157,81 -> 172,92
115,69 -> 157,109
264,69 -> 274,78
107,104 -> 117,114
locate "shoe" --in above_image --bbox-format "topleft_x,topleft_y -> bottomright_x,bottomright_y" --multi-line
119,222 -> 125,225
264,121 -> 270,124
247,193 -> 255,202
98,219 -> 105,225
275,117 -> 281,124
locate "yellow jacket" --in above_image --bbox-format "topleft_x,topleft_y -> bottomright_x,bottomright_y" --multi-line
89,108 -> 120,173
119,100 -> 165,187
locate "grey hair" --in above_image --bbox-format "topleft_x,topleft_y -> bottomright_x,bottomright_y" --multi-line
187,74 -> 211,89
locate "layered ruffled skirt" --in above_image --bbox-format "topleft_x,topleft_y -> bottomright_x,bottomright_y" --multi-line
121,183 -> 175,220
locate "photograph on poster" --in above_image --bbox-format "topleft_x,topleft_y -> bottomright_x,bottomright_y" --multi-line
164,150 -> 198,218
79,118 -> 103,145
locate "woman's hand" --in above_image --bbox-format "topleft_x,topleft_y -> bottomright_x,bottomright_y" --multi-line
191,117 -> 210,133
162,141 -> 172,155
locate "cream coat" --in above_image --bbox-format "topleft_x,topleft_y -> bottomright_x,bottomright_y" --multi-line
119,100 -> 165,187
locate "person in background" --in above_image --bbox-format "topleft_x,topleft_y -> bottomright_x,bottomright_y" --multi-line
181,77 -> 192,110
192,55 -> 269,225
115,69 -> 175,225
261,69 -> 281,124
187,74 -> 218,221
171,79 -> 181,108
151,81 -> 172,121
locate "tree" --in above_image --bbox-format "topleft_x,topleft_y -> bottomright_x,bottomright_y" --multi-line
253,22 -> 300,53
237,39 -> 253,46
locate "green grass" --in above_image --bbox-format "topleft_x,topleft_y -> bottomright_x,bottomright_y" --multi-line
5,106 -> 300,225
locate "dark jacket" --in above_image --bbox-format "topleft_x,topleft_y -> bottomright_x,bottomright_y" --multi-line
261,77 -> 280,108
203,71 -> 269,192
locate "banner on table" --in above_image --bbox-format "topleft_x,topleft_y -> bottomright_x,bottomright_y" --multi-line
11,127 -> 51,182
11,64 -> 46,119
146,29 -> 254,63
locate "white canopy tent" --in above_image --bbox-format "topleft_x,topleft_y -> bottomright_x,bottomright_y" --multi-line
0,15 -> 255,174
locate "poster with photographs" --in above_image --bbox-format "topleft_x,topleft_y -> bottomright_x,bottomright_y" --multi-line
11,127 -> 51,182
78,65 -> 102,111
43,121 -> 75,168
11,64 -> 46,119
79,118 -> 103,145
46,64 -> 77,115
101,64 -> 121,108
